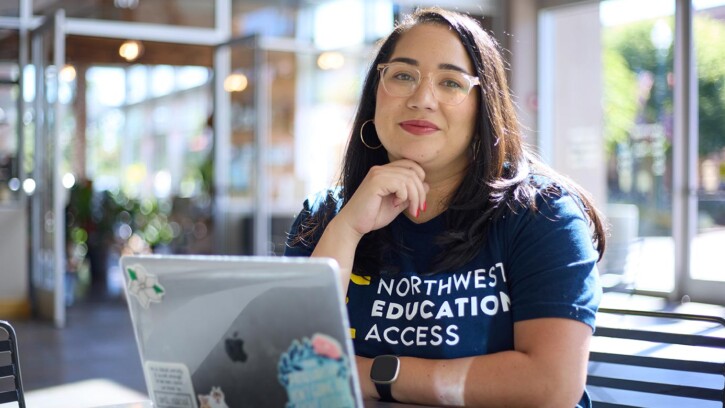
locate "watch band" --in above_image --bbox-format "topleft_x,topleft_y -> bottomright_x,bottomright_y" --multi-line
371,354 -> 400,402
375,382 -> 398,403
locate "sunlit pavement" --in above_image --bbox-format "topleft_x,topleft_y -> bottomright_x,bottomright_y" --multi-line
613,228 -> 725,293
605,228 -> 725,296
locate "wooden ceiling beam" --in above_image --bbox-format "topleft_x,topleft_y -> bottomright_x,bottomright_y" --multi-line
0,33 -> 214,67
65,35 -> 213,67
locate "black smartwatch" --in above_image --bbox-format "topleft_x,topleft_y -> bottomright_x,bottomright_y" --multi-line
370,354 -> 400,402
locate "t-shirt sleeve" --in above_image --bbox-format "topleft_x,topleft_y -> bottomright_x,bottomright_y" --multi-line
284,197 -> 315,257
283,189 -> 340,257
505,188 -> 602,331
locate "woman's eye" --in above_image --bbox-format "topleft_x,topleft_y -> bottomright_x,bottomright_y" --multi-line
392,72 -> 416,82
440,78 -> 463,89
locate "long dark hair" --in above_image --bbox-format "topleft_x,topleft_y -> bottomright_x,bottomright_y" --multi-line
295,7 -> 606,275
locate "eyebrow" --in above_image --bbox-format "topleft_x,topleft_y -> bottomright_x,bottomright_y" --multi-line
388,57 -> 472,75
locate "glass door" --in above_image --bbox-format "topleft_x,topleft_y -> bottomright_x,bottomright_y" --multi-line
539,0 -> 677,295
29,9 -> 66,326
539,0 -> 724,305
0,31 -> 29,317
213,34 -> 369,256
683,0 -> 725,303
214,37 -> 314,256
601,1 -> 677,295
213,35 -> 262,255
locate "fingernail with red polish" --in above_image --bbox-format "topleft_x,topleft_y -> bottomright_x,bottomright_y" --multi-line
423,201 -> 427,212
415,208 -> 420,218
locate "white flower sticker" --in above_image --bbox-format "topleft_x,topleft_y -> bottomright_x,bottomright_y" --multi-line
126,264 -> 165,309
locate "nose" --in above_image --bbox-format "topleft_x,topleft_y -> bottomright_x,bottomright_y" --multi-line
406,74 -> 438,110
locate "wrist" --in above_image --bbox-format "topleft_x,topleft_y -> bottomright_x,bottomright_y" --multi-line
327,215 -> 365,245
370,355 -> 400,402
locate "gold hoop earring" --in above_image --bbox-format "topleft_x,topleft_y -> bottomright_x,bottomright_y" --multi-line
360,119 -> 382,150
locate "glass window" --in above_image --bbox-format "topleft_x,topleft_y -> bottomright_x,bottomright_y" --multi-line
600,0 -> 676,293
0,63 -> 20,203
0,30 -> 18,63
0,1 -> 19,18
692,1 -> 725,283
234,5 -> 296,38
34,0 -> 214,28
126,65 -> 147,104
150,65 -> 175,98
87,66 -> 125,109
86,65 -> 211,199
539,0 -> 677,293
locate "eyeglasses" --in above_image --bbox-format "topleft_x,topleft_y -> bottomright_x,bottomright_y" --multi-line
377,62 -> 480,105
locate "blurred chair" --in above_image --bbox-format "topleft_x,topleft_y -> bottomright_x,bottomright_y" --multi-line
588,308 -> 725,407
0,320 -> 25,407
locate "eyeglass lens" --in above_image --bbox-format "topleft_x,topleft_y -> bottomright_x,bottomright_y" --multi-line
380,63 -> 475,105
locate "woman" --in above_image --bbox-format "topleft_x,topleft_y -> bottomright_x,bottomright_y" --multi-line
285,7 -> 605,407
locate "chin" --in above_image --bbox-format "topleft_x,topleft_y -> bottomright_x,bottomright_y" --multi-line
401,153 -> 433,165
407,147 -> 436,160
386,144 -> 437,164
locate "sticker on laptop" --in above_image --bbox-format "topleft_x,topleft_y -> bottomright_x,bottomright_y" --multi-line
197,386 -> 229,408
145,361 -> 198,408
126,264 -> 165,309
278,333 -> 355,407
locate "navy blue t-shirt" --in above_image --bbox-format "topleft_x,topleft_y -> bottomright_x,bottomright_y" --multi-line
285,182 -> 601,407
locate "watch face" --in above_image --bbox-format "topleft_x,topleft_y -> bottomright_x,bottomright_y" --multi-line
371,355 -> 400,383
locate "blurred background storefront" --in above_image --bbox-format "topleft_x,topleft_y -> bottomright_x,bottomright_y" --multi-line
0,0 -> 722,328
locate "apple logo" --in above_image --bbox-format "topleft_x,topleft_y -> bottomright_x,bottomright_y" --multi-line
225,331 -> 248,363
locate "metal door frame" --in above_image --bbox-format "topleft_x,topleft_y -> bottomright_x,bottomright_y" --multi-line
29,9 -> 65,327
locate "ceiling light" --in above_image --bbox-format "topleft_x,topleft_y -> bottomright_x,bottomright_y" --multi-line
119,40 -> 144,62
317,52 -> 345,70
224,73 -> 248,93
60,65 -> 76,82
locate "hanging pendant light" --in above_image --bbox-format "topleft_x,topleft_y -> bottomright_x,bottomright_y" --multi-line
119,40 -> 144,62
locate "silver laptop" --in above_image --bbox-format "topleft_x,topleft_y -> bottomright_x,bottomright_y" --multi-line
119,254 -> 363,408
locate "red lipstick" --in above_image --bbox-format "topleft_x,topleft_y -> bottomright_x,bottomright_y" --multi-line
399,120 -> 439,135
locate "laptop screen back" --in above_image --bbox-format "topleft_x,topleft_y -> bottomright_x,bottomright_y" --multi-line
120,255 -> 362,408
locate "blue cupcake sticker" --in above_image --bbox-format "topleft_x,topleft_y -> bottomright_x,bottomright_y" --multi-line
278,333 -> 355,407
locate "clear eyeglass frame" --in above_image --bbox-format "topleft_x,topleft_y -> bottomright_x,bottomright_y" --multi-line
377,62 -> 481,105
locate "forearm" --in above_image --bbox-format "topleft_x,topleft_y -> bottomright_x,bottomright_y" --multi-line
310,216 -> 363,293
391,351 -> 581,408
359,319 -> 591,407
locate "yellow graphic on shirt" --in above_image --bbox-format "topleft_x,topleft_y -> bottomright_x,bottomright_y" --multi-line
348,275 -> 369,341
350,274 -> 371,286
